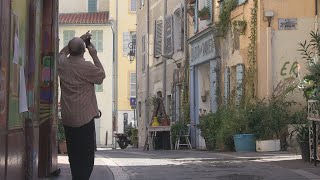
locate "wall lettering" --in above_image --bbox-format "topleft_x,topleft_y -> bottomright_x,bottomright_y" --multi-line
280,61 -> 298,76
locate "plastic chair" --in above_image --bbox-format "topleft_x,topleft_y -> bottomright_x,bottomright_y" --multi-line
175,124 -> 192,150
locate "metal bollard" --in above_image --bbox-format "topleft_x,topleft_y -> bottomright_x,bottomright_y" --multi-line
112,131 -> 117,149
105,131 -> 108,146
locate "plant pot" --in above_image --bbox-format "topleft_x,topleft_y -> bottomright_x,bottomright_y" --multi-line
188,8 -> 195,17
59,141 -> 68,154
299,141 -> 310,161
188,0 -> 196,4
256,139 -> 280,152
161,118 -> 170,126
233,134 -> 256,152
199,14 -> 209,20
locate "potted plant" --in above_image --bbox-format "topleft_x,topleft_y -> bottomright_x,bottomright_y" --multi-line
289,123 -> 310,161
188,5 -> 195,17
130,128 -> 139,148
248,80 -> 295,152
198,6 -> 210,20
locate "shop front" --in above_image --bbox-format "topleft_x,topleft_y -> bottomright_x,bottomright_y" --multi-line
188,27 -> 219,149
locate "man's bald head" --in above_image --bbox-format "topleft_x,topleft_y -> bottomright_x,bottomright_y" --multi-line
68,37 -> 86,56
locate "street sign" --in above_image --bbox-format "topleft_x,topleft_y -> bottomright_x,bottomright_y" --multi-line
130,97 -> 136,107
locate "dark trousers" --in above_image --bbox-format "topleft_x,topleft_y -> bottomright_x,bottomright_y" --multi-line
64,119 -> 95,180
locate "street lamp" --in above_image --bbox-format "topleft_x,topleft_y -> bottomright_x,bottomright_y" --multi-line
127,42 -> 136,62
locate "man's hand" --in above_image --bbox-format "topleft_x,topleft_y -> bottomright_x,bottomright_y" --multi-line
80,31 -> 92,41
87,43 -> 98,57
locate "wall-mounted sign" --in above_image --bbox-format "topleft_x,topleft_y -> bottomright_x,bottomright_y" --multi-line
278,18 -> 297,30
189,31 -> 216,66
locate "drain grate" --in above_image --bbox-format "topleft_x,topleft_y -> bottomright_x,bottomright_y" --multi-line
216,174 -> 263,180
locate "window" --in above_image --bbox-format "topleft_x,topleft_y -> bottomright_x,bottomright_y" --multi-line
88,0 -> 97,12
154,20 -> 163,58
91,30 -> 103,52
95,84 -> 103,92
63,30 -> 75,47
130,73 -> 136,97
142,35 -> 146,72
130,0 -> 137,12
123,31 -> 136,56
233,29 -> 240,52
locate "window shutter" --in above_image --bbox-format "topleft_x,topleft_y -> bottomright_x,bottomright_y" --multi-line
194,0 -> 198,33
154,20 -> 163,57
123,32 -> 131,56
164,15 -> 174,56
236,64 -> 244,105
173,6 -> 183,53
95,84 -> 103,92
206,0 -> 212,22
88,0 -> 97,12
238,0 -> 246,5
224,67 -> 230,105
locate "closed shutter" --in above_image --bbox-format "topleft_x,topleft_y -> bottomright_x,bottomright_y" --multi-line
236,64 -> 244,105
194,0 -> 198,33
123,32 -> 131,56
154,20 -> 163,57
206,0 -> 212,22
224,67 -> 230,106
164,15 -> 174,56
88,0 -> 97,12
238,0 -> 246,5
173,6 -> 183,52
95,84 -> 103,92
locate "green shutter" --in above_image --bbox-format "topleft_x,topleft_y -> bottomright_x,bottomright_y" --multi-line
95,84 -> 103,92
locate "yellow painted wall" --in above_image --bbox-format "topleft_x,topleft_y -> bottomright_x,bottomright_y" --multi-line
112,0 -> 137,111
257,0 -> 315,105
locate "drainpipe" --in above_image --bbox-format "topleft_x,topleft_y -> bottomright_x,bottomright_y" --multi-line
266,25 -> 272,97
316,0 -> 318,31
183,0 -> 189,101
145,0 -> 150,135
162,0 -> 167,105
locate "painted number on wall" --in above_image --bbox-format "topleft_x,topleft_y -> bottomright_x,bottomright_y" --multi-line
280,61 -> 298,76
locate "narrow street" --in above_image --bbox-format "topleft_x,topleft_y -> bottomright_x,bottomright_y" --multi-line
56,148 -> 320,180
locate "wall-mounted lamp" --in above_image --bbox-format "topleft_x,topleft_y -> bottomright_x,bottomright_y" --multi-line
264,10 -> 274,27
127,42 -> 136,62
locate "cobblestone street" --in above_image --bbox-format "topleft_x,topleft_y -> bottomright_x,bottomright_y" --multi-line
95,148 -> 320,180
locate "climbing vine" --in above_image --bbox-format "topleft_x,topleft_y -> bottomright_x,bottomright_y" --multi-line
244,0 -> 258,106
217,0 -> 238,36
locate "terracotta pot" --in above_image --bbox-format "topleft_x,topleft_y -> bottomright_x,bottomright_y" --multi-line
188,0 -> 196,4
59,141 -> 68,154
161,118 -> 170,126
200,14 -> 209,20
188,8 -> 195,17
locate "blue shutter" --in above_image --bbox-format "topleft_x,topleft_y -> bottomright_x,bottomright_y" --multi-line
236,64 -> 244,105
224,67 -> 230,106
88,0 -> 97,12
206,0 -> 212,23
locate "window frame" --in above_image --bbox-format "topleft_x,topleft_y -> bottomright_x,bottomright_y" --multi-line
130,0 -> 137,12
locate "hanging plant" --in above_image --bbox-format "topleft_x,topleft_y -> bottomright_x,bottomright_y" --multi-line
188,5 -> 195,17
188,0 -> 196,4
198,6 -> 210,20
217,0 -> 238,36
233,19 -> 247,35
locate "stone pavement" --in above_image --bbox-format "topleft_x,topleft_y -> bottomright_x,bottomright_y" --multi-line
49,154 -> 114,180
98,148 -> 320,180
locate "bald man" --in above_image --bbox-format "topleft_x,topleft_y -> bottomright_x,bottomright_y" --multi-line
57,33 -> 105,180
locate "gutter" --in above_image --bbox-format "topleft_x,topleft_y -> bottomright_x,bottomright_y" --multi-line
162,0 -> 167,104
145,0 -> 150,130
